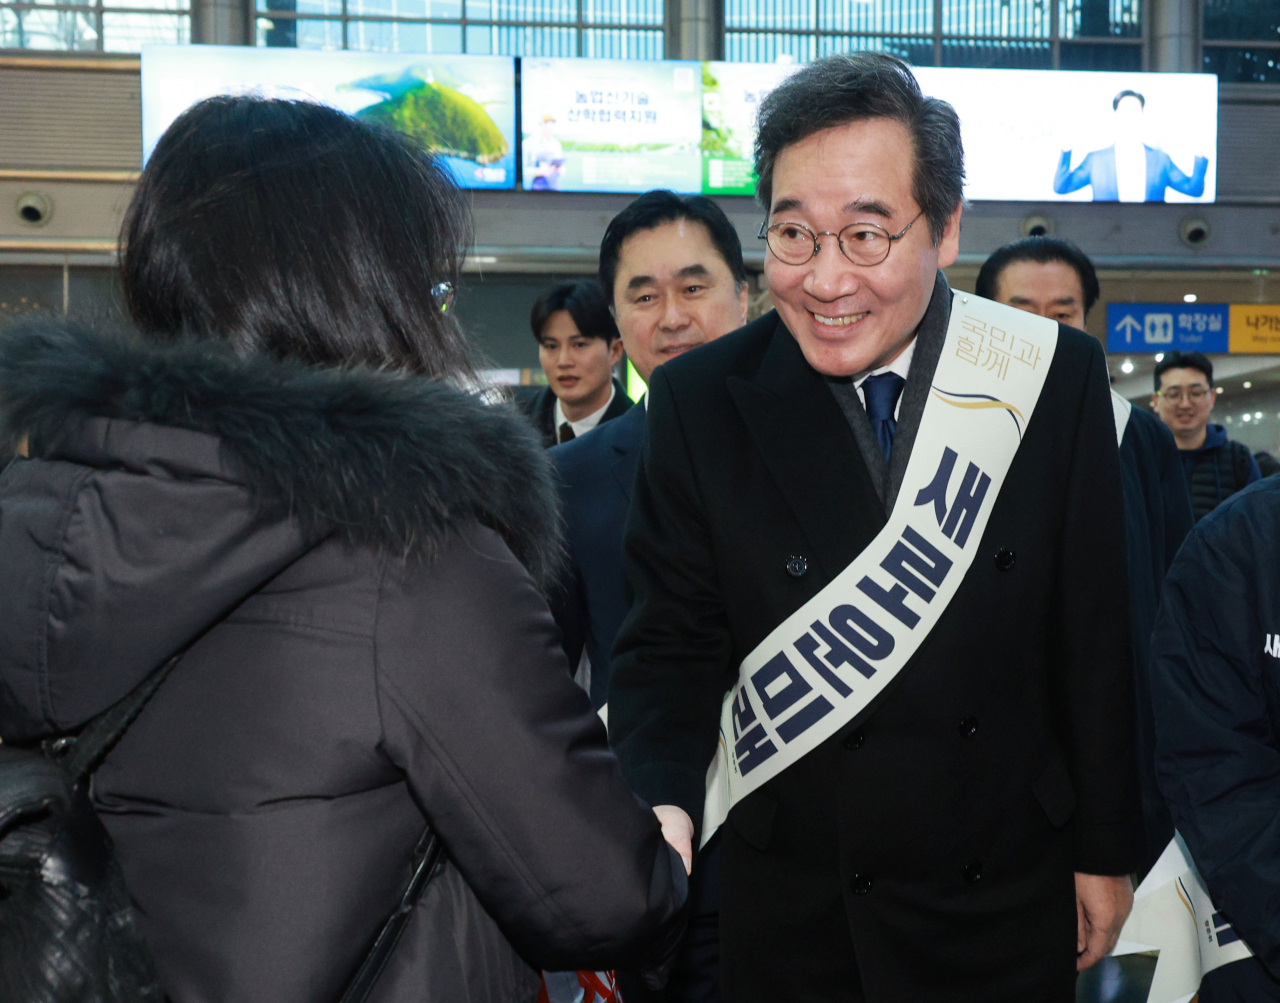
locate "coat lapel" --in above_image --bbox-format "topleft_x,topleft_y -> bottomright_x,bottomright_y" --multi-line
728,319 -> 886,580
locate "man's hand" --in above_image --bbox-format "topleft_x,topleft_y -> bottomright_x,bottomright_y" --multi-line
653,805 -> 694,876
1075,872 -> 1134,971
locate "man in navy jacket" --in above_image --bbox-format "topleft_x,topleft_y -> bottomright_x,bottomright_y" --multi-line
550,191 -> 748,710
1152,478 -> 1280,1000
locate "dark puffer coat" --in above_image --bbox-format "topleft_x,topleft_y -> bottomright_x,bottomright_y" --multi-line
0,322 -> 686,1003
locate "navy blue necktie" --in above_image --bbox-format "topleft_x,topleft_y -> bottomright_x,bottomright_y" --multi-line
863,372 -> 906,465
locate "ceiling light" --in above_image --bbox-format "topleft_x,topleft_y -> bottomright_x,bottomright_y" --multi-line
1121,359 -> 1134,374
1244,381 -> 1253,388
1154,353 -> 1164,362
1217,387 -> 1224,394
1243,413 -> 1252,422
1257,412 -> 1264,419
1183,293 -> 1198,303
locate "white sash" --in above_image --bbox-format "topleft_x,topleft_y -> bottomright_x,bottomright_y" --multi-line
1112,389 -> 1134,447
701,294 -> 1059,845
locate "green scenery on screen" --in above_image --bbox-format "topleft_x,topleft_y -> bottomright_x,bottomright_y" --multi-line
352,67 -> 510,165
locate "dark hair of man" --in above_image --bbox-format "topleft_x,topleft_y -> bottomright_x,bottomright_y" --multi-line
974,236 -> 1101,315
1154,351 -> 1213,392
753,52 -> 964,245
121,96 -> 474,378
1113,89 -> 1145,111
529,280 -> 620,344
598,189 -> 747,306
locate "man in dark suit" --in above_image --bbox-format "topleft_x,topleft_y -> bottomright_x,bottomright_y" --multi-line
610,54 -> 1142,1003
520,279 -> 632,447
977,236 -> 1194,880
550,190 -> 748,1003
551,191 -> 749,709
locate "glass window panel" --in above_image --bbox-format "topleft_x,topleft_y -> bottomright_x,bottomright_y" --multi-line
724,31 -> 815,62
941,38 -> 1052,66
1058,40 -> 1141,68
1204,45 -> 1280,82
347,18 -> 422,47
819,33 -> 934,64
582,26 -> 662,56
943,0 -> 1051,38
0,267 -> 63,322
347,0 -> 427,17
819,0 -> 931,35
292,15 -> 344,46
295,0 -> 343,17
0,5 -> 98,47
725,0 -> 815,33
101,10 -> 187,48
464,21 -> 490,49
24,0 -> 94,8
484,23 -> 575,53
258,13 -> 298,44
104,0 -> 189,12
465,0 -> 489,19
1060,0 -> 1141,38
582,0 -> 663,26
1204,0 -> 1280,42
487,0 -> 576,23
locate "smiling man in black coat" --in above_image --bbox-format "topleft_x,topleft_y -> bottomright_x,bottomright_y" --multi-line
608,53 -> 1142,1003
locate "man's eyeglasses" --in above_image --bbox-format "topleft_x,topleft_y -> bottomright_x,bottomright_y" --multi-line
431,281 -> 455,315
758,211 -> 924,267
1158,387 -> 1211,403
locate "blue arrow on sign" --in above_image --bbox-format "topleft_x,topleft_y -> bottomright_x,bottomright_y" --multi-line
1106,303 -> 1230,354
1115,314 -> 1141,344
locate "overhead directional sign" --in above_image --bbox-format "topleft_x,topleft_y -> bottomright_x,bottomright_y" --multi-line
1107,302 -> 1230,354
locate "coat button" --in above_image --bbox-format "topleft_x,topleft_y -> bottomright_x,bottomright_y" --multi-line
843,730 -> 865,751
963,861 -> 983,883
958,716 -> 979,739
786,555 -> 809,578
994,548 -> 1016,571
850,872 -> 873,895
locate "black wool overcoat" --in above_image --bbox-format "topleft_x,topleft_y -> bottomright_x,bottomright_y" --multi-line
0,322 -> 686,1003
608,291 -> 1143,1003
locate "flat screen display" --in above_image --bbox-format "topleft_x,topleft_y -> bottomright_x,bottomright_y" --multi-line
141,46 -> 517,190
701,61 -> 801,197
520,57 -> 703,194
914,67 -> 1218,204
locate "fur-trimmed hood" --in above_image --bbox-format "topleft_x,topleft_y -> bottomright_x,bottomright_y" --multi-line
0,320 -> 561,588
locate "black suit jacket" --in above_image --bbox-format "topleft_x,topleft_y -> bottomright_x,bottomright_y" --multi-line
1119,404 -> 1194,878
520,378 -> 633,448
550,400 -> 647,708
608,280 -> 1142,1001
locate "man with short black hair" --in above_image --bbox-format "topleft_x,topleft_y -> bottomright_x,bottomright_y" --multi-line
610,53 -> 1141,1002
980,236 -> 1194,878
1152,351 -> 1259,521
549,189 -> 749,1003
522,279 -> 631,447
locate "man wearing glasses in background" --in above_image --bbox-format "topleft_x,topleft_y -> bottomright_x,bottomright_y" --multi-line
609,53 -> 1141,1002
1152,351 -> 1260,521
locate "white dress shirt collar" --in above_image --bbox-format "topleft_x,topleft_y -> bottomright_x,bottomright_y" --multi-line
554,383 -> 616,440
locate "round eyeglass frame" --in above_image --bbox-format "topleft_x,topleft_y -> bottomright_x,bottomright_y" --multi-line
431,281 -> 455,315
758,211 -> 924,267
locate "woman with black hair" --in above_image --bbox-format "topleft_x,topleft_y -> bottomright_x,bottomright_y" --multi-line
0,97 -> 685,1002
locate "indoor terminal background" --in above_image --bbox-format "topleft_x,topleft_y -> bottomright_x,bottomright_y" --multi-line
1,0 -> 1279,450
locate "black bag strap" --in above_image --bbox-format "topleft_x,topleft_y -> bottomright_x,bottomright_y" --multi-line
339,825 -> 444,1003
57,651 -> 186,784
